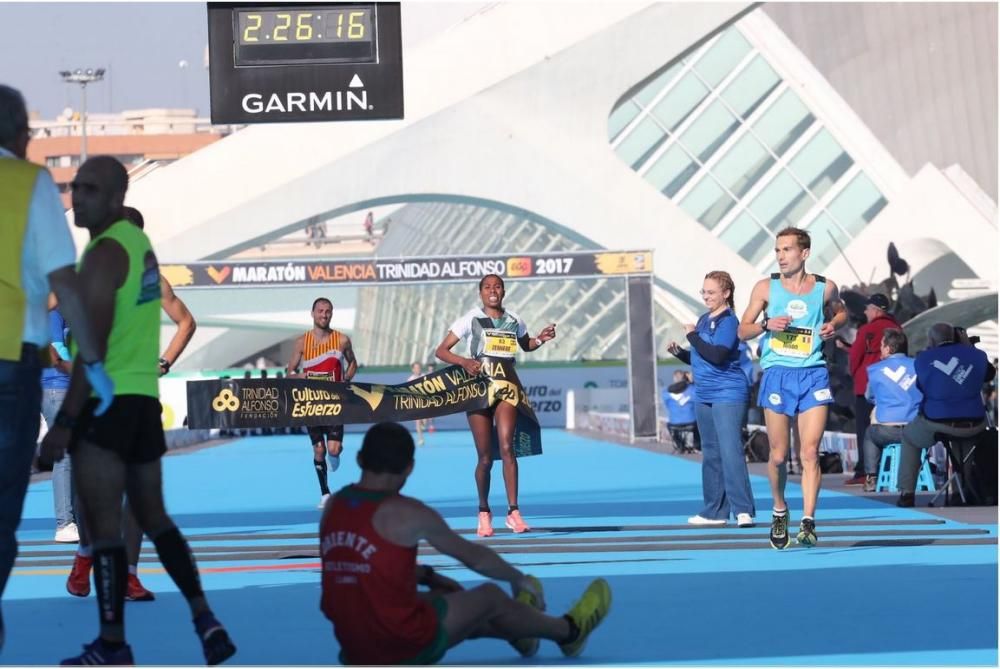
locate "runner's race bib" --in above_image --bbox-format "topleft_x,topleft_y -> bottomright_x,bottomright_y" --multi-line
482,329 -> 518,358
769,326 -> 814,359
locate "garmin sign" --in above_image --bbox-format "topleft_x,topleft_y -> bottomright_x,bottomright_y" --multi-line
241,86 -> 368,114
208,2 -> 403,124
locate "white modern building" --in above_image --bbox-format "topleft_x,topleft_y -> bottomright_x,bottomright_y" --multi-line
107,2 -> 996,369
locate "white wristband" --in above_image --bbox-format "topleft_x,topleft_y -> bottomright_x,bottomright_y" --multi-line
534,337 -> 543,348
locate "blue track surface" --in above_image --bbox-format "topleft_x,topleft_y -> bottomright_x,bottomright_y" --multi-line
5,429 -> 998,665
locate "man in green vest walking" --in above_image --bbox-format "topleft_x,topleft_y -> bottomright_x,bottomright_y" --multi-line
39,156 -> 236,665
0,84 -> 113,654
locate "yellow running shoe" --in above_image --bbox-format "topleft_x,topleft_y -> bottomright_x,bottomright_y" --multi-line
509,575 -> 544,658
559,578 -> 612,658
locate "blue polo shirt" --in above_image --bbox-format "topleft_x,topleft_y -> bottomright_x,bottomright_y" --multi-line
865,353 -> 922,424
687,308 -> 749,404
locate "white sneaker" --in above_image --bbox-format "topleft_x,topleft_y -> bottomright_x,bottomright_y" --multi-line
317,493 -> 331,509
737,513 -> 754,528
54,522 -> 79,543
687,515 -> 726,526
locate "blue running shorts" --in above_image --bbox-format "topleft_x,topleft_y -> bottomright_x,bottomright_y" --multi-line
757,366 -> 832,417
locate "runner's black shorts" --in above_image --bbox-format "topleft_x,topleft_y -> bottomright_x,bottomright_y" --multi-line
308,425 -> 344,444
69,395 -> 167,464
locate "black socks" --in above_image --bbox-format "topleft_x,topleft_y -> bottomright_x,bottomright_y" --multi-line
151,527 -> 205,601
93,546 -> 127,629
563,614 -> 580,644
315,460 -> 330,495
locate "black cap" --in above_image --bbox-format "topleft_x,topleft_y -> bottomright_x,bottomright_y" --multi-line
867,293 -> 890,311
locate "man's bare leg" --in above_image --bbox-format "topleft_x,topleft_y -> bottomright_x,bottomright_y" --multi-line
796,405 -> 828,520
440,584 -> 568,646
438,578 -> 610,657
327,438 -> 342,471
763,409 -> 794,549
763,409 -> 791,511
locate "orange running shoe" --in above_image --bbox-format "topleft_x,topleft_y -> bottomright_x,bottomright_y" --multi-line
476,511 -> 494,537
66,554 -> 93,597
125,573 -> 156,601
505,510 -> 531,533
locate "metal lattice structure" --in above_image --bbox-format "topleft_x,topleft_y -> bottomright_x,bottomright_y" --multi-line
352,202 -> 683,366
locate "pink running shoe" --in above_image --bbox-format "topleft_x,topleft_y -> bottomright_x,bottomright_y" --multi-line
476,511 -> 494,537
505,510 -> 531,533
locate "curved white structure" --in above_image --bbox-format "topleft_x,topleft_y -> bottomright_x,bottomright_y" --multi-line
105,2 -> 995,368
125,3 -> 754,310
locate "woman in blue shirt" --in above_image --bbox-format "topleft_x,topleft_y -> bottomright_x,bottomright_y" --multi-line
668,271 -> 756,527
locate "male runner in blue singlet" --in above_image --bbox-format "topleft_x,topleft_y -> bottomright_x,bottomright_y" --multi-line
739,227 -> 846,549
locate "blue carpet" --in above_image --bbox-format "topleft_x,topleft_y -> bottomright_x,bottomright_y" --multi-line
5,429 -> 997,665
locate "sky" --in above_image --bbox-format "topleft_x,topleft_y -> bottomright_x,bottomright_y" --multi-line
0,1 -> 489,119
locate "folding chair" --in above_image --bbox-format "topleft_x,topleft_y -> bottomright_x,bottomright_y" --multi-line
927,433 -> 980,507
668,423 -> 698,454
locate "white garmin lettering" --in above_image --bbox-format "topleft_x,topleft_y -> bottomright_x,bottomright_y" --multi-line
241,90 -> 369,115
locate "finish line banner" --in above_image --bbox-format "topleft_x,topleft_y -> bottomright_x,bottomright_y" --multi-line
186,358 -> 541,458
160,250 -> 653,289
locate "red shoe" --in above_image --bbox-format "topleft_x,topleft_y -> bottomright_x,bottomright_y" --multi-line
67,555 -> 93,597
125,573 -> 156,602
844,473 -> 867,485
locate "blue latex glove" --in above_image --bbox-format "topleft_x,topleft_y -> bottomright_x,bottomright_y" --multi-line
83,361 -> 115,416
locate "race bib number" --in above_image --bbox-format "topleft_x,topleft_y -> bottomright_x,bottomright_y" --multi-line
483,329 -> 518,358
769,327 -> 814,359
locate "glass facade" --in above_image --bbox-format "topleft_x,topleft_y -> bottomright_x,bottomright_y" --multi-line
610,23 -> 888,272
352,201 -> 683,366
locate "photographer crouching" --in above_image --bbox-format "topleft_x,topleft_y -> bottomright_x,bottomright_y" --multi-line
897,322 -> 996,507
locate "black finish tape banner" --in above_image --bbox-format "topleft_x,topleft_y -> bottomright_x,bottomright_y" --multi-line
186,357 -> 541,458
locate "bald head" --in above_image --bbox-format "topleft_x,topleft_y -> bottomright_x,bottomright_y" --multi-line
72,156 -> 129,232
0,84 -> 29,158
928,322 -> 956,347
83,156 -> 129,195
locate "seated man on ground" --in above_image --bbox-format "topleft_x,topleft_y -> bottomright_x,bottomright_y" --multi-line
897,323 -> 995,507
320,422 -> 612,665
861,328 -> 922,492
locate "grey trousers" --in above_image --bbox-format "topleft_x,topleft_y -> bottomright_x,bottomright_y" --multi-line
863,423 -> 905,476
899,414 -> 985,493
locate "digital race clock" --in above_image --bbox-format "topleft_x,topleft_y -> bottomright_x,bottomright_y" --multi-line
208,2 -> 403,123
235,5 -> 377,66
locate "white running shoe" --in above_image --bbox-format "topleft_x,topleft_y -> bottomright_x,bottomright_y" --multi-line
54,522 -> 79,543
687,515 -> 726,526
317,493 -> 331,509
736,513 -> 754,528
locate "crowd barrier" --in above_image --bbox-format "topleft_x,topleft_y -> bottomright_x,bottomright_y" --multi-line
567,388 -> 862,468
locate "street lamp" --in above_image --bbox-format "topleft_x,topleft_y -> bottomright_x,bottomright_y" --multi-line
59,68 -> 105,163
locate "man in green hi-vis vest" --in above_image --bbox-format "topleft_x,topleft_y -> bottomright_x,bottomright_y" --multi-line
0,84 -> 113,654
38,156 -> 236,666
